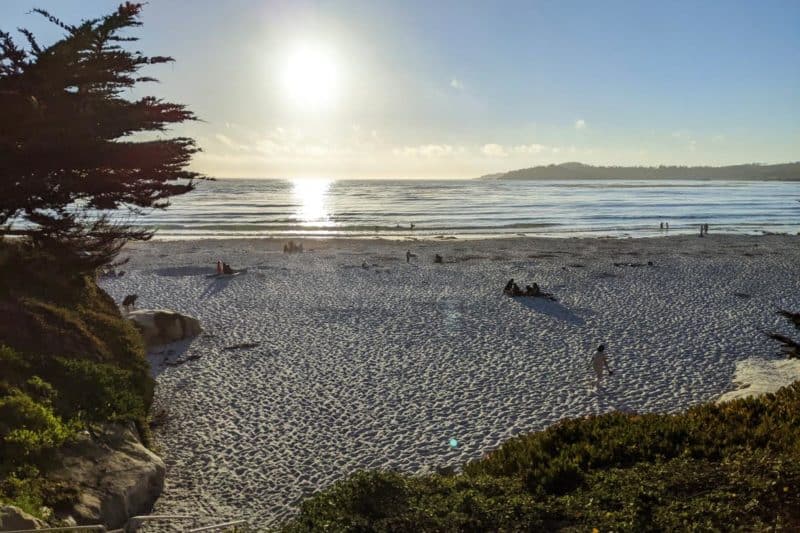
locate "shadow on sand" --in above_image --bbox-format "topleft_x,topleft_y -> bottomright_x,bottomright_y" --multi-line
154,266 -> 212,277
146,337 -> 199,379
516,297 -> 586,326
200,276 -> 234,299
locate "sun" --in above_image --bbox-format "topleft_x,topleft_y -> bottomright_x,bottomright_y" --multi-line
281,43 -> 339,110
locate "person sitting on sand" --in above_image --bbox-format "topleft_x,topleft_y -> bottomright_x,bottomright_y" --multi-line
525,283 -> 542,297
222,262 -> 234,275
511,282 -> 523,296
504,279 -> 515,295
592,344 -> 612,385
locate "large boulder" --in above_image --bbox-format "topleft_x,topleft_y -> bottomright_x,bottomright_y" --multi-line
126,308 -> 202,347
49,424 -> 165,529
0,505 -> 45,531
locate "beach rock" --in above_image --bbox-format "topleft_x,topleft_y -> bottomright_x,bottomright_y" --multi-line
49,424 -> 165,529
126,308 -> 202,347
0,505 -> 46,530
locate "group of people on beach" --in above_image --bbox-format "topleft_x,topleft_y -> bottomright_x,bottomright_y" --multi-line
283,241 -> 303,254
502,279 -> 610,384
215,260 -> 234,275
502,278 -> 555,300
659,221 -> 712,236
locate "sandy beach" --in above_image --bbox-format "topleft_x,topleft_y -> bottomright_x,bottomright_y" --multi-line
99,234 -> 800,528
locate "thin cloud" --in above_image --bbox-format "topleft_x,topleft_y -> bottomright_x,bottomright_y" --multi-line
481,143 -> 508,157
482,143 -> 554,157
575,119 -> 587,130
393,144 -> 462,158
450,78 -> 464,90
512,143 -> 547,154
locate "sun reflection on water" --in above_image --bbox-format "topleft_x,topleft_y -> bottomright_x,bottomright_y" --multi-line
292,178 -> 333,225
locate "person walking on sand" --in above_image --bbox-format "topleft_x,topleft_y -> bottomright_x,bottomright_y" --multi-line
406,250 -> 412,263
592,344 -> 612,385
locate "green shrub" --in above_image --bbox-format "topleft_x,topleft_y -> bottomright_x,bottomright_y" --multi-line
0,240 -> 153,518
25,376 -> 56,404
0,472 -> 46,519
52,357 -> 148,422
0,391 -> 73,467
285,382 -> 800,531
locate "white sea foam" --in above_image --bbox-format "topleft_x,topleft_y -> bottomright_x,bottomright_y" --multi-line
100,234 -> 800,528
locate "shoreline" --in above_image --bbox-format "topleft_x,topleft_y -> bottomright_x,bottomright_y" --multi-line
141,228 -> 800,242
138,231 -> 800,245
102,233 -> 800,527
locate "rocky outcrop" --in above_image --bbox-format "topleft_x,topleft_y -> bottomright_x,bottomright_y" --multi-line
0,505 -> 45,531
126,308 -> 202,347
49,424 -> 165,529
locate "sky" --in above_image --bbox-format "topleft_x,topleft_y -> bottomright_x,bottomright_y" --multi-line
1,0 -> 799,178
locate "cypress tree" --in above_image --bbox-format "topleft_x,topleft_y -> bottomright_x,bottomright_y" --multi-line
0,3 -> 200,269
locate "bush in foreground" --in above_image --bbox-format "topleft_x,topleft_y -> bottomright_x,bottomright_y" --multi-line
285,382 -> 800,531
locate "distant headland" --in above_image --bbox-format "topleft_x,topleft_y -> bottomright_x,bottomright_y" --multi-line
480,162 -> 800,180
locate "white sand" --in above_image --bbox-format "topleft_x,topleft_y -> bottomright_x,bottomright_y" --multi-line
716,357 -> 800,403
99,234 -> 800,528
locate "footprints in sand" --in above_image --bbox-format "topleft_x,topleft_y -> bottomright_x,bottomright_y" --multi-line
98,236 -> 800,528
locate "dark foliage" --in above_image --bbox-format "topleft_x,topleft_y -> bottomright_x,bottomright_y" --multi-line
768,310 -> 800,359
0,240 -> 151,516
285,382 -> 800,531
0,3 -> 200,270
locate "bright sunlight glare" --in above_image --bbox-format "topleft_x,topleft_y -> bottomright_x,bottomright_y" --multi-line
292,178 -> 333,224
281,43 -> 340,111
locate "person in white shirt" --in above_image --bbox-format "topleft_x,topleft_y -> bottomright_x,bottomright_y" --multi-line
592,344 -> 612,385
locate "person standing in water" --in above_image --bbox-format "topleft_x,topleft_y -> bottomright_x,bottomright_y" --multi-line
592,344 -> 612,385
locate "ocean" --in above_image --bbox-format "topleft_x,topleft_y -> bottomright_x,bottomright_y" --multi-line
127,178 -> 800,239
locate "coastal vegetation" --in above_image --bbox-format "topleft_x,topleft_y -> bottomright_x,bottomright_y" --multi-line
0,239 -> 152,518
285,380 -> 800,531
0,2 -> 200,268
482,161 -> 800,181
0,3 -> 198,523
